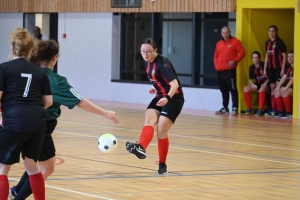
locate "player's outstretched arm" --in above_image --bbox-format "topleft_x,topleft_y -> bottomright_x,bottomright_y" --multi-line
284,77 -> 293,89
76,98 -> 118,124
42,95 -> 53,109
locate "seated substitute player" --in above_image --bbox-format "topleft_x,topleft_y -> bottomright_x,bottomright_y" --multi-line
0,28 -> 52,200
9,39 -> 119,199
274,51 -> 294,118
243,51 -> 270,116
125,38 -> 184,175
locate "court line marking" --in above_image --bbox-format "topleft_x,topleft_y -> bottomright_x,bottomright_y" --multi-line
9,178 -> 114,200
59,120 -> 300,152
56,131 -> 300,166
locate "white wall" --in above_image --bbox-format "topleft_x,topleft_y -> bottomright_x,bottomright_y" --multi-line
57,13 -> 225,111
0,12 -> 225,111
0,13 -> 23,63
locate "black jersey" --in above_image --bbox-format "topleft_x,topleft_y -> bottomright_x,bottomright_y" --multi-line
0,58 -> 52,132
249,62 -> 266,85
145,54 -> 183,98
265,38 -> 286,69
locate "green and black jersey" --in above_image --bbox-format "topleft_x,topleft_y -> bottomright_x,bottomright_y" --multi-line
44,68 -> 82,121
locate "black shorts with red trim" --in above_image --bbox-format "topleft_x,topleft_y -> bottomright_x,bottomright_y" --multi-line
0,126 -> 45,164
147,95 -> 184,123
39,119 -> 58,161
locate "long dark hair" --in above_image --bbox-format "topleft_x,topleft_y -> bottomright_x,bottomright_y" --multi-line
30,40 -> 59,64
141,38 -> 157,49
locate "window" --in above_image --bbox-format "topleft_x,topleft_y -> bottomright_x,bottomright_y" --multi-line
160,13 -> 193,85
120,13 -> 151,81
112,0 -> 142,7
199,13 -> 236,87
23,13 -> 58,72
117,12 -> 236,88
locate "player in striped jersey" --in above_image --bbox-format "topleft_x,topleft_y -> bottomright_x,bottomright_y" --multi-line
274,51 -> 294,118
9,40 -> 118,199
243,51 -> 270,115
125,38 -> 184,175
263,25 -> 287,116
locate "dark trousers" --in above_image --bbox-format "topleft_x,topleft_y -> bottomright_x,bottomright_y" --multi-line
217,68 -> 238,109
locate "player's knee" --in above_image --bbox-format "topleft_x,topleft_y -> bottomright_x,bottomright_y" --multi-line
157,130 -> 168,139
42,166 -> 55,179
274,90 -> 281,98
145,118 -> 158,126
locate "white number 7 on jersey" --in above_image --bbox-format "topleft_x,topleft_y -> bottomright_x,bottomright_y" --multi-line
21,73 -> 32,97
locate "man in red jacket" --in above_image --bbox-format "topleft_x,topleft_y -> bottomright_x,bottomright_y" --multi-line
214,26 -> 245,116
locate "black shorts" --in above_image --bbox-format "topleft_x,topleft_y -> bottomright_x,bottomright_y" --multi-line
267,68 -> 281,84
39,120 -> 57,161
0,126 -> 45,164
255,83 -> 269,91
147,95 -> 184,123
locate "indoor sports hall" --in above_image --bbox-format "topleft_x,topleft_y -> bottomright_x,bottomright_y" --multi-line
0,0 -> 300,199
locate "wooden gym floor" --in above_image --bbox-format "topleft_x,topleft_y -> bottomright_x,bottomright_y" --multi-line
8,100 -> 300,200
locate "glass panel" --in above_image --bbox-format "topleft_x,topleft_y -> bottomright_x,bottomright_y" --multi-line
199,13 -> 236,87
122,13 -> 151,81
162,21 -> 193,82
178,76 -> 192,85
24,14 -> 50,40
161,13 -> 193,85
119,12 -> 236,88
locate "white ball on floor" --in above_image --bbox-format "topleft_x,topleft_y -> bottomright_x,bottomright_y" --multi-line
97,133 -> 117,153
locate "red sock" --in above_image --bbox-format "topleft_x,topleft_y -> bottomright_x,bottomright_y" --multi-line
158,138 -> 169,164
29,172 -> 45,200
243,92 -> 252,109
283,96 -> 292,113
275,97 -> 284,112
0,175 -> 9,199
271,95 -> 277,111
139,125 -> 154,150
258,91 -> 266,110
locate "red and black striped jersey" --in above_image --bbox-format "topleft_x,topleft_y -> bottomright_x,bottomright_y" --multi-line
0,58 -> 52,132
265,38 -> 286,69
145,54 -> 183,98
285,64 -> 294,80
249,62 -> 267,85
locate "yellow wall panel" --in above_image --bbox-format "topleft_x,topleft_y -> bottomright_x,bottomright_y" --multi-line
236,0 -> 299,118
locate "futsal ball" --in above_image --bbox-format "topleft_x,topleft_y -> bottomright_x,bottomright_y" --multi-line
97,133 -> 117,153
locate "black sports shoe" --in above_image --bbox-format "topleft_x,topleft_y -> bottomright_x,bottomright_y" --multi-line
157,162 -> 168,175
125,141 -> 146,159
286,112 -> 292,118
231,108 -> 238,116
215,107 -> 229,114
